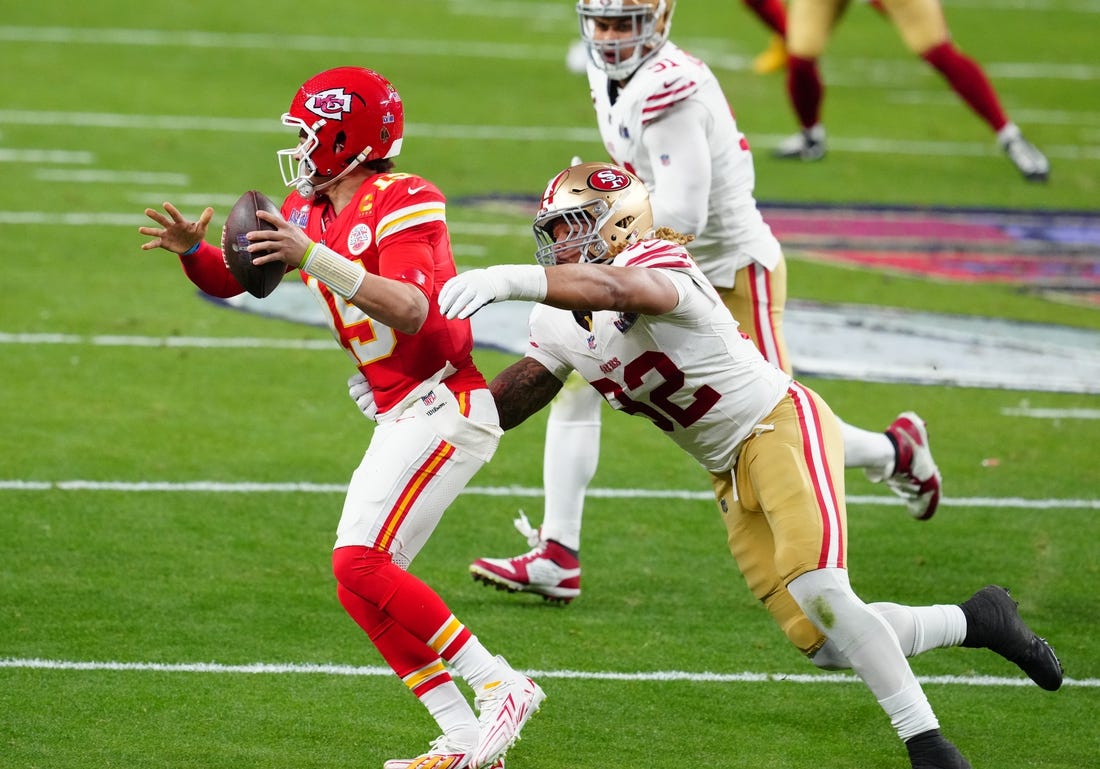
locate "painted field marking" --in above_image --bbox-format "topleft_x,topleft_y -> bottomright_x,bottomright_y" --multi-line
1,656 -> 1095,688
0,110 -> 1096,158
1000,406 -> 1100,419
0,479 -> 1096,510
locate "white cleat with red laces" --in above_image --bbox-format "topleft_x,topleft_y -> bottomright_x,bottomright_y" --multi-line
382,735 -> 472,769
881,411 -> 942,521
470,513 -> 581,602
384,742 -> 506,769
385,758 -> 502,769
472,663 -> 546,768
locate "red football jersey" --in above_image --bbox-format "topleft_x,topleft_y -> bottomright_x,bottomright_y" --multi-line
281,172 -> 486,413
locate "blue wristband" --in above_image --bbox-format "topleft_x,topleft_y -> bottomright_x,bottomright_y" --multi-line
180,242 -> 201,256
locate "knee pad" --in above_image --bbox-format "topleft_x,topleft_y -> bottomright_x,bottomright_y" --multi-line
763,587 -> 828,657
332,545 -> 399,600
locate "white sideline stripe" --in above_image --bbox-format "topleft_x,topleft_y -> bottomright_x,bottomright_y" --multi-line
0,111 -> 1096,159
1001,406 -> 1100,419
34,168 -> 190,185
0,331 -> 333,350
0,479 -> 1096,510
0,148 -> 94,163
0,212 -> 532,236
1,657 -> 1094,688
0,27 -> 570,61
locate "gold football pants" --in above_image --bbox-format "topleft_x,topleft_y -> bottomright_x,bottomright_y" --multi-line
711,382 -> 847,657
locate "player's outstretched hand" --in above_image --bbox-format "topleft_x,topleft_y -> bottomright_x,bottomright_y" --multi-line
139,202 -> 213,255
438,269 -> 499,320
438,265 -> 549,320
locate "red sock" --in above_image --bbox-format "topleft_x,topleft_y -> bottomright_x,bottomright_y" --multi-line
337,583 -> 451,693
787,55 -> 823,129
922,41 -> 1008,132
744,0 -> 787,35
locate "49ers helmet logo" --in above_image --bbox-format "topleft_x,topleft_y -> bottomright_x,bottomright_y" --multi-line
587,168 -> 631,191
304,88 -> 354,121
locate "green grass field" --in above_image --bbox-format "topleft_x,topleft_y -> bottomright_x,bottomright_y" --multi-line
2,1 -> 1098,767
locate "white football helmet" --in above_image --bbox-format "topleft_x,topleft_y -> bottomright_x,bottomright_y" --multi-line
532,162 -> 654,266
576,0 -> 675,80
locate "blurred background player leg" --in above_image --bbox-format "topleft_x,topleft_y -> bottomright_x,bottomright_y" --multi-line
743,0 -> 789,74
883,0 -> 1049,181
774,0 -> 842,160
776,0 -> 1049,180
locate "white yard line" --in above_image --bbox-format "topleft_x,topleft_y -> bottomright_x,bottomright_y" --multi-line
0,110 -> 1095,158
0,478 -> 1096,510
1,656 -> 1095,687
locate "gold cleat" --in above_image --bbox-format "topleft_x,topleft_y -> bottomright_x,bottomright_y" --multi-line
751,34 -> 788,74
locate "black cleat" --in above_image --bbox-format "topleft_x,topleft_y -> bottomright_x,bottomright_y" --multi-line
959,585 -> 1064,691
905,729 -> 972,769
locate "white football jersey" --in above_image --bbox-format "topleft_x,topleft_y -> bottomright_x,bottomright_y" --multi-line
587,42 -> 781,288
525,240 -> 791,474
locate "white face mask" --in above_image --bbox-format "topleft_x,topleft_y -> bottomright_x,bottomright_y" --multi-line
577,0 -> 672,80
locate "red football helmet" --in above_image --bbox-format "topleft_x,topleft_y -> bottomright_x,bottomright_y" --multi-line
278,66 -> 405,197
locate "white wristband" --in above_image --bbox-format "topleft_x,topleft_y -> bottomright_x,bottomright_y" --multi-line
488,264 -> 548,302
300,242 -> 367,299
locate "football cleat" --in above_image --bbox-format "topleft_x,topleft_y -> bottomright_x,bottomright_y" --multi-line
882,411 -> 942,521
470,518 -> 581,603
472,664 -> 546,768
384,759 -> 503,769
999,125 -> 1050,182
751,34 -> 788,75
905,729 -> 972,769
773,124 -> 826,161
959,585 -> 1064,691
382,734 -> 472,769
385,760 -> 502,769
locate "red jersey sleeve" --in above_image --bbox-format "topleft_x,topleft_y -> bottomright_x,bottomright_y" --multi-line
377,222 -> 446,301
178,242 -> 244,298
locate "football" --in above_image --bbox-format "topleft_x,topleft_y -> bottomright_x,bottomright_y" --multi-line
220,190 -> 285,298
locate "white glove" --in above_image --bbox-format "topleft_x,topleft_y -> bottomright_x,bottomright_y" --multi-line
438,265 -> 548,320
347,371 -> 378,421
570,155 -> 583,166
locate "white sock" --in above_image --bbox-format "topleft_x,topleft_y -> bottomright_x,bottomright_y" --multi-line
997,122 -> 1022,146
790,568 -> 939,741
448,639 -> 504,691
870,602 -> 968,656
837,417 -> 894,478
541,381 -> 603,551
418,680 -> 478,749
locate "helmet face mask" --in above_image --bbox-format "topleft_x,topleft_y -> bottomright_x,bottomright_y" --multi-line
576,0 -> 674,80
533,163 -> 654,266
277,67 -> 405,198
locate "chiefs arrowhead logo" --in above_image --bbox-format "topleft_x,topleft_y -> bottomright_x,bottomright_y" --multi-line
304,88 -> 353,121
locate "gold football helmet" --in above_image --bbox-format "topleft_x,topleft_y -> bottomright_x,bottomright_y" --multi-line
576,0 -> 675,80
533,162 -> 654,266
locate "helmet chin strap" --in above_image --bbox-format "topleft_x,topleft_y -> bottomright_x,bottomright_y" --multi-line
297,145 -> 374,199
